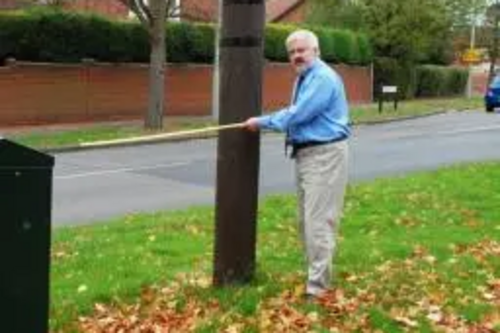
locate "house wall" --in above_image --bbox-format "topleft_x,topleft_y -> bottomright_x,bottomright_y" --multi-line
0,0 -> 23,10
180,0 -> 215,22
0,61 -> 373,127
179,0 -> 307,23
0,0 -> 304,23
63,0 -> 128,18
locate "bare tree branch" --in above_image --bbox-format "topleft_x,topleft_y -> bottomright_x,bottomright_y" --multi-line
167,0 -> 180,18
112,0 -> 173,129
116,0 -> 150,29
137,0 -> 153,24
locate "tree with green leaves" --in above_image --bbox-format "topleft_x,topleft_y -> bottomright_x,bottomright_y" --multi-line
307,0 -> 453,64
444,0 -> 489,60
444,0 -> 488,30
362,0 -> 451,63
307,0 -> 366,31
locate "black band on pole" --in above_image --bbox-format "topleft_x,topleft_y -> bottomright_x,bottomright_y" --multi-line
224,0 -> 263,5
220,36 -> 262,48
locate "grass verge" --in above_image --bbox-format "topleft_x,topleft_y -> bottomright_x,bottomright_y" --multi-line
51,161 -> 500,332
5,97 -> 482,150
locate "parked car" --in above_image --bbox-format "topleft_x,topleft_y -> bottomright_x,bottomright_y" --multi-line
484,75 -> 500,112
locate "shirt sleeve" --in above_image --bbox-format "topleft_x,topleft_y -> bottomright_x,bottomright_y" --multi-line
256,73 -> 334,132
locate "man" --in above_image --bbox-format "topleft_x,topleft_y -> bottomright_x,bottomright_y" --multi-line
243,29 -> 350,298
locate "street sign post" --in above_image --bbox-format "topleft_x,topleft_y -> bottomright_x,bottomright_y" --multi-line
461,48 -> 481,64
378,85 -> 399,113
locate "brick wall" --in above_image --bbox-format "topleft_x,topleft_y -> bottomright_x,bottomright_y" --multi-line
0,61 -> 372,127
471,72 -> 488,95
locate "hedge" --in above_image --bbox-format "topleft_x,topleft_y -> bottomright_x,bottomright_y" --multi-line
374,57 -> 416,99
0,9 -> 373,65
374,57 -> 468,99
415,65 -> 468,97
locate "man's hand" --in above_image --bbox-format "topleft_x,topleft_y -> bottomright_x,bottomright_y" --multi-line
243,117 -> 260,132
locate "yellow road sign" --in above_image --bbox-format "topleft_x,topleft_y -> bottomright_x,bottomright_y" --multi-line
462,48 -> 481,64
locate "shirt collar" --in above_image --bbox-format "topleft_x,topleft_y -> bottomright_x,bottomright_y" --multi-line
299,58 -> 321,79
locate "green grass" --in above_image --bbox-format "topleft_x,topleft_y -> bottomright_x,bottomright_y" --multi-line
11,125 -> 144,149
7,97 -> 482,150
7,118 -> 216,150
350,96 -> 482,124
50,161 -> 500,332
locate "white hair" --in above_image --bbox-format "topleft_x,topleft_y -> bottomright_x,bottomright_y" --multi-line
285,29 -> 320,53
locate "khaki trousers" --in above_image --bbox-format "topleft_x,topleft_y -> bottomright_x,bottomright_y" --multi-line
295,140 -> 349,296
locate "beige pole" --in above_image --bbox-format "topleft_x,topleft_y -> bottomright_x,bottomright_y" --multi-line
79,122 -> 245,148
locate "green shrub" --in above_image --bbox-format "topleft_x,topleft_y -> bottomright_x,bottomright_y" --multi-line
445,67 -> 468,95
166,22 -> 214,63
375,59 -> 468,100
357,34 -> 373,65
167,22 -> 196,62
303,25 -> 371,65
0,9 -> 150,63
0,9 -> 373,66
191,23 -> 216,63
0,13 -> 25,61
415,65 -> 443,97
113,21 -> 149,63
415,65 -> 468,97
314,27 -> 337,63
264,24 -> 295,61
331,30 -> 355,64
374,57 -> 416,99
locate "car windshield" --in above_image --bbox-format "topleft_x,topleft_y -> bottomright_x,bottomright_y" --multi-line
490,75 -> 500,88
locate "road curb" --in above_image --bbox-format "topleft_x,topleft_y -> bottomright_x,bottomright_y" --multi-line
42,132 -> 217,154
354,110 -> 450,126
42,110 -> 452,154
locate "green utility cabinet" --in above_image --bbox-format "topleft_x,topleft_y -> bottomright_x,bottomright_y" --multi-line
0,138 -> 54,333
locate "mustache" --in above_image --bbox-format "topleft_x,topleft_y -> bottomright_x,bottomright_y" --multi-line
294,58 -> 305,65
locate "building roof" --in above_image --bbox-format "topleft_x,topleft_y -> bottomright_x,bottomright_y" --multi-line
182,0 -> 305,23
266,0 -> 304,22
0,0 -> 26,10
0,0 -> 305,23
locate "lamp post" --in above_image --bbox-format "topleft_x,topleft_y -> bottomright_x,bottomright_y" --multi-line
466,14 -> 477,98
212,0 -> 222,121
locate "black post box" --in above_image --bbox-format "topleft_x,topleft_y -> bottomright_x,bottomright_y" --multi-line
0,138 -> 54,333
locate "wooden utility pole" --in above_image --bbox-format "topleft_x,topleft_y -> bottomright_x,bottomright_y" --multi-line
213,0 -> 265,286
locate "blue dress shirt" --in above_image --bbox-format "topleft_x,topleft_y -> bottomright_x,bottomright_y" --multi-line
257,58 -> 350,144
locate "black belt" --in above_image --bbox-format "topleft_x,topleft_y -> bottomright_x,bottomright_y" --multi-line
290,136 -> 347,158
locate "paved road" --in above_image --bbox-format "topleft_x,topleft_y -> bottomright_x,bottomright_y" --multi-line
53,111 -> 500,226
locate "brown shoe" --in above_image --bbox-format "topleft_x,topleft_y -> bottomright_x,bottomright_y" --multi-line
301,293 -> 317,302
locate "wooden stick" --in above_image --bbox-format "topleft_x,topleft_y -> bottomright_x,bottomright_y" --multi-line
80,122 -> 245,148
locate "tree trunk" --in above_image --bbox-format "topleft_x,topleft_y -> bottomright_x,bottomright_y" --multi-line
145,0 -> 167,130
